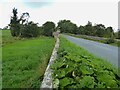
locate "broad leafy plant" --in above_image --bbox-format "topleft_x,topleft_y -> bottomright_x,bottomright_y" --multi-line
51,37 -> 120,89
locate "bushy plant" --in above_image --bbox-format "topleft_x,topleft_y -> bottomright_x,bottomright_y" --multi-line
38,27 -> 44,35
21,21 -> 39,37
51,37 -> 120,88
42,21 -> 55,36
105,38 -> 115,44
10,8 -> 30,37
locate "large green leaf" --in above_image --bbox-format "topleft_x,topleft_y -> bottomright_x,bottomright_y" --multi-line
80,65 -> 94,75
60,77 -> 75,87
97,74 -> 118,88
79,76 -> 95,88
97,82 -> 105,88
54,69 -> 66,78
53,79 -> 59,88
51,43 -> 120,88
64,67 -> 74,75
51,59 -> 65,70
106,80 -> 118,88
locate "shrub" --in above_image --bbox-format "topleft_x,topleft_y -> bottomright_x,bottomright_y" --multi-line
21,21 -> 39,37
38,27 -> 44,35
105,38 -> 115,44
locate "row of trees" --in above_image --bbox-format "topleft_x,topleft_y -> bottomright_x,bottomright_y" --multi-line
10,8 -> 119,39
9,8 -> 56,38
78,21 -> 114,38
57,20 -> 118,39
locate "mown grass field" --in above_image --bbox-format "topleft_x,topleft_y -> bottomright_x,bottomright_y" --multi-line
2,30 -> 55,88
51,36 -> 120,88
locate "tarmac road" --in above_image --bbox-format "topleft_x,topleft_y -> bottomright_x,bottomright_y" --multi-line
63,34 -> 119,68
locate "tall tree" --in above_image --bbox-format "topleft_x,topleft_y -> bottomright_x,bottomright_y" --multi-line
57,20 -> 70,33
57,20 -> 78,34
104,27 -> 114,38
42,21 -> 55,36
10,8 -> 20,36
84,21 -> 94,35
19,12 -> 30,24
78,25 -> 85,35
19,12 -> 30,37
94,24 -> 105,37
10,8 -> 30,37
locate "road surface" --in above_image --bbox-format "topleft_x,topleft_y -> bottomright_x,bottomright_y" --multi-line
63,34 -> 119,68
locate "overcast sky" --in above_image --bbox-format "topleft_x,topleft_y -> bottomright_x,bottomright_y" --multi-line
0,0 -> 119,31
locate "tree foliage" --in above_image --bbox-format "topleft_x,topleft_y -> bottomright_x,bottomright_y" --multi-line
84,21 -> 94,35
10,8 -> 31,37
10,8 -> 20,36
94,24 -> 105,37
42,21 -> 55,36
9,8 -> 45,38
21,21 -> 40,37
57,20 -> 78,34
57,20 -> 115,39
78,21 -> 115,38
78,26 -> 85,35
104,27 -> 114,38
9,8 -> 117,39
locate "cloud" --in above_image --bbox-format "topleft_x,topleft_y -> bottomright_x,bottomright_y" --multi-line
22,2 -> 54,9
0,0 -> 118,32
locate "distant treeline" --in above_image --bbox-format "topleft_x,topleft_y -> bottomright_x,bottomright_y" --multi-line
9,8 -> 120,39
57,20 -> 120,39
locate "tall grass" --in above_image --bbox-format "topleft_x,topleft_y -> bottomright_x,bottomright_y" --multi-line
2,30 -> 55,88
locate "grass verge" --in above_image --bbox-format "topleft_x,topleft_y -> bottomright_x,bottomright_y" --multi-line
51,36 -> 120,88
66,33 -> 120,47
2,31 -> 55,88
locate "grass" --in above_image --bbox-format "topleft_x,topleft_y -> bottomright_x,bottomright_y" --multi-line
1,30 -> 28,46
2,30 -> 55,88
66,33 -> 120,47
51,36 -> 120,88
